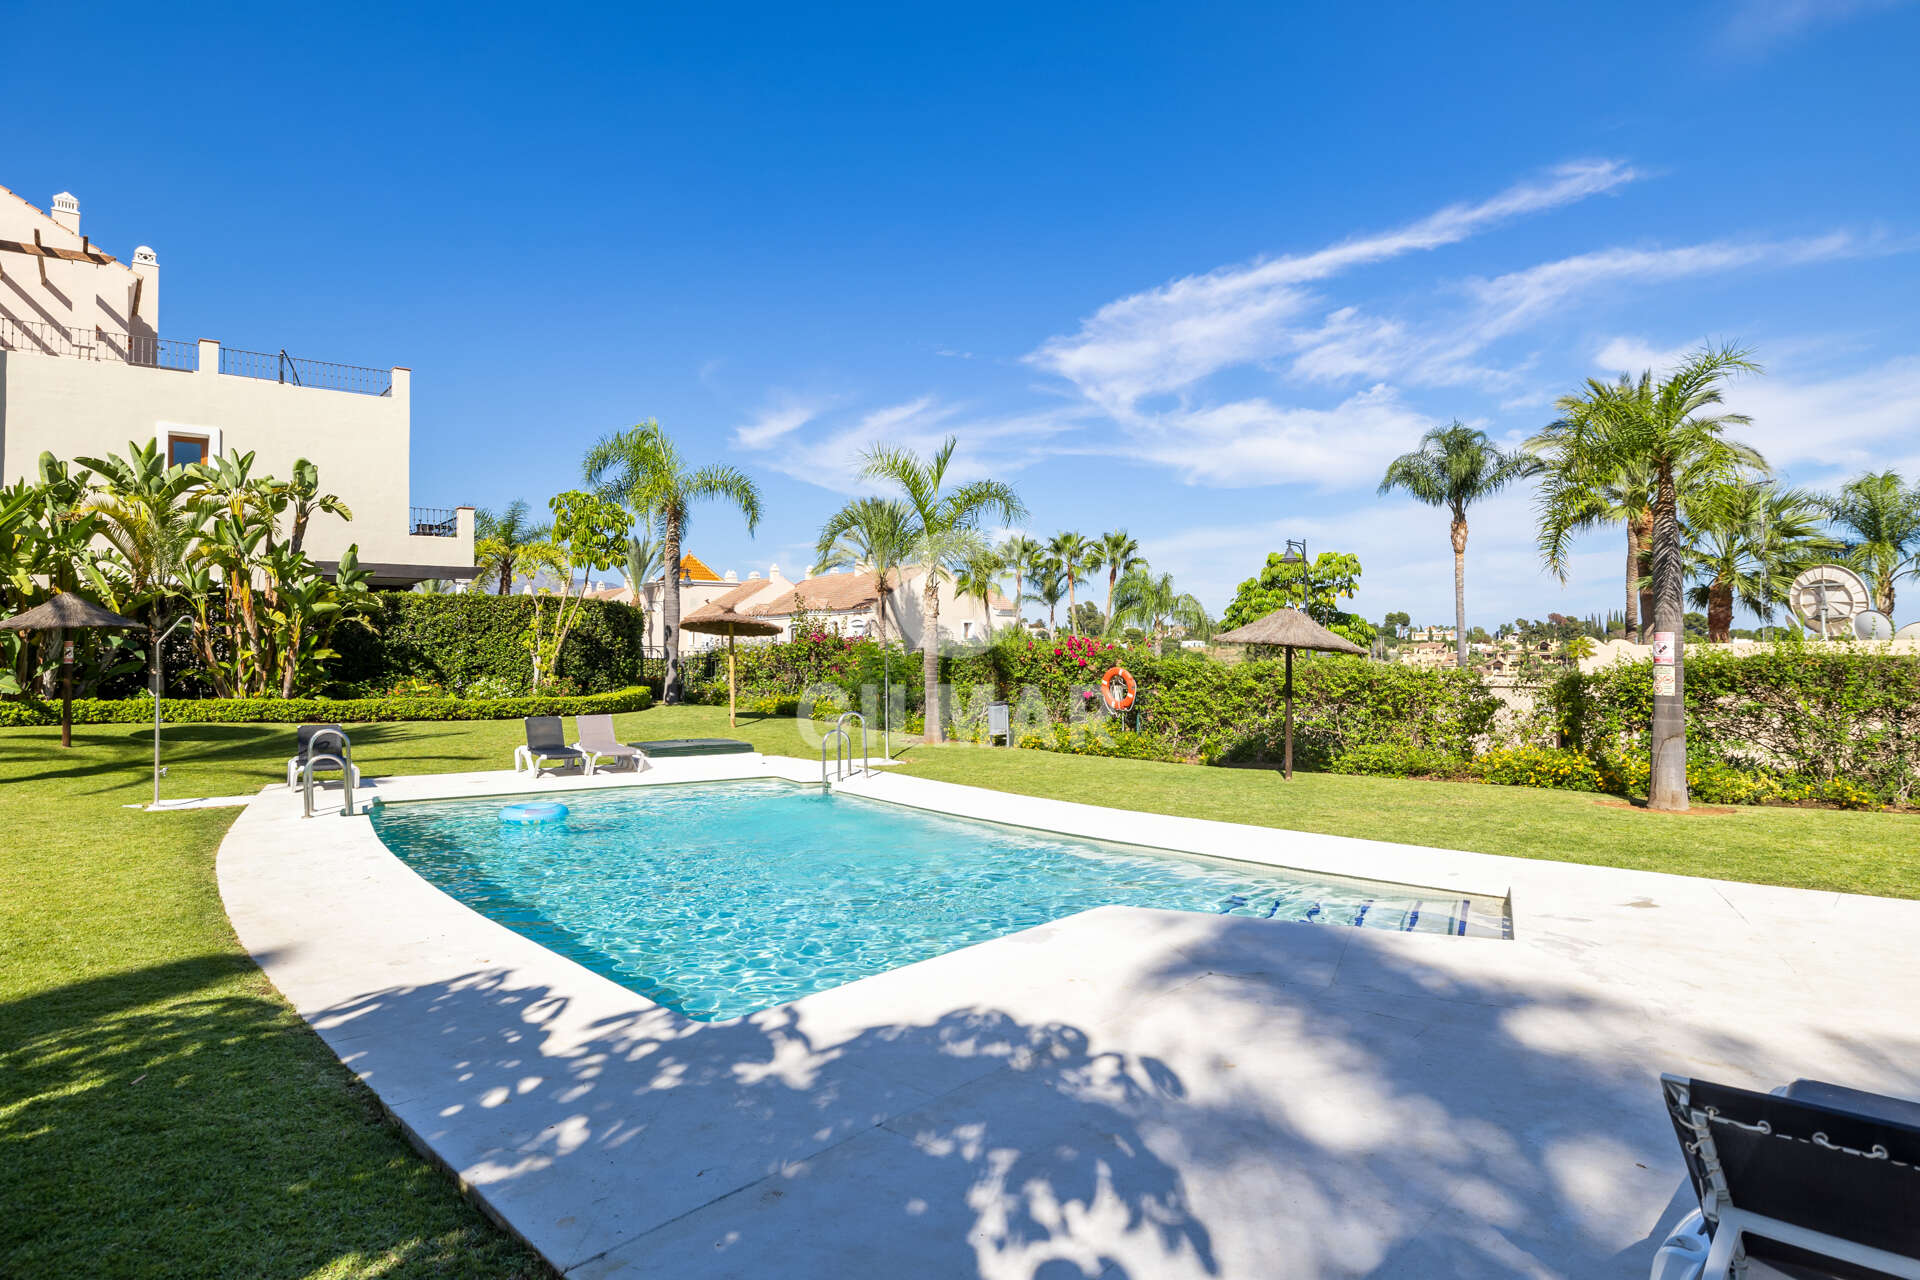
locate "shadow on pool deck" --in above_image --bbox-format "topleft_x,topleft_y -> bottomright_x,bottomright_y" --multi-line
291,909 -> 1918,1278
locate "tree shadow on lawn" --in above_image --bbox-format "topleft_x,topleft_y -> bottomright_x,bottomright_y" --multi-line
0,954 -> 547,1279
289,914 -> 1920,1278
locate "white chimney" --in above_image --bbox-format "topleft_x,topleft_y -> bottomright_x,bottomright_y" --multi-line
49,192 -> 80,236
724,569 -> 738,582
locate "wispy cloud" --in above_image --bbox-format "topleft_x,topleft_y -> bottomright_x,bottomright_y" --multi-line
1722,0 -> 1912,52
1025,159 -> 1639,415
732,395 -> 824,449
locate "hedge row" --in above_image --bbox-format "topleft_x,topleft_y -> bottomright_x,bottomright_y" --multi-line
1542,644 -> 1920,803
328,593 -> 648,696
0,685 -> 652,728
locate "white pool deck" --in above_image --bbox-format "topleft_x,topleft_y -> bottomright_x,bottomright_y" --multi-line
217,755 -> 1920,1279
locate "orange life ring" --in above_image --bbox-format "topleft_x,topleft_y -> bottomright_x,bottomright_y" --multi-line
1100,665 -> 1137,713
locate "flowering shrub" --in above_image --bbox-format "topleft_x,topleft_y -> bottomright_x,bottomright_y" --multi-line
1472,745 -> 1606,792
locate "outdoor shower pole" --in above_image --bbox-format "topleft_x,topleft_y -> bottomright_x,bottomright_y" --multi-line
150,615 -> 190,809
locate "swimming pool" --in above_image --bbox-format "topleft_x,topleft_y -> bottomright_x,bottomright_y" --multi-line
371,779 -> 1507,1020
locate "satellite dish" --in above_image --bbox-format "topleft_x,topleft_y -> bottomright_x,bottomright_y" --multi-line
1897,621 -> 1920,642
1789,564 -> 1872,638
1853,611 -> 1894,641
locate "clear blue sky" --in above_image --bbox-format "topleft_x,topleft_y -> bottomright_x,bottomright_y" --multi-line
11,1 -> 1918,626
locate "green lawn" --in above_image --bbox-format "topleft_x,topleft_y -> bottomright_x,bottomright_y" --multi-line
893,744 -> 1920,900
4,707 -> 1916,1276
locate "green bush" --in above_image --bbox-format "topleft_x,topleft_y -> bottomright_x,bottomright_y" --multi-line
0,685 -> 651,728
1545,643 -> 1920,803
328,593 -> 647,696
1014,723 -> 1187,762
1330,743 -> 1472,779
1471,745 -> 1606,792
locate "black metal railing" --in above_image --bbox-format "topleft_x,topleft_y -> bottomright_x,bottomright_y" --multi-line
0,315 -> 197,371
410,507 -> 459,538
219,346 -> 392,396
2,315 -> 390,392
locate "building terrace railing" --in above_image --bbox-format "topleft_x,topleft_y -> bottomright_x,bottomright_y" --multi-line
0,315 -> 392,396
410,507 -> 460,538
1,315 -> 198,371
219,346 -> 393,396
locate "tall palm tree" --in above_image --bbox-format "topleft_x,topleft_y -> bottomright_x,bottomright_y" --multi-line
1046,531 -> 1092,634
1529,405 -> 1657,641
954,542 -> 1005,641
858,436 -> 1025,742
474,500 -> 550,596
1091,530 -> 1145,634
1825,469 -> 1920,616
621,530 -> 662,597
1533,344 -> 1763,811
583,420 -> 763,703
1110,568 -> 1210,647
998,534 -> 1043,629
1378,420 -> 1534,668
1029,556 -> 1066,633
1685,482 -> 1836,640
815,496 -> 914,645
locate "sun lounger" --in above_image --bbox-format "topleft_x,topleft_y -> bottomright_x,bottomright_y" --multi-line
1651,1073 -> 1920,1279
513,716 -> 591,777
573,714 -> 647,773
287,724 -> 359,789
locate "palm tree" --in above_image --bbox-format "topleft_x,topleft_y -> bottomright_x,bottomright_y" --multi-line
621,530 -> 662,597
1529,405 -> 1657,641
815,496 -> 914,645
76,441 -> 207,686
1533,344 -> 1763,811
1029,556 -> 1066,633
474,500 -> 549,596
954,543 -> 1005,640
1825,470 -> 1920,616
1685,482 -> 1836,640
1110,568 -> 1210,647
1378,420 -> 1533,668
998,534 -> 1043,629
1046,531 -> 1092,633
583,420 -> 763,703
1091,530 -> 1145,633
857,436 -> 1025,742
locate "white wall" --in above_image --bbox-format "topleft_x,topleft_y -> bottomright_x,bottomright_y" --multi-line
0,344 -> 470,575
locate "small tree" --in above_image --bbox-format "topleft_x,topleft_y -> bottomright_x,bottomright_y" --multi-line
523,491 -> 631,694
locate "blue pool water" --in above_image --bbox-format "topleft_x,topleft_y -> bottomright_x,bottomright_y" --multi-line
372,780 -> 1503,1021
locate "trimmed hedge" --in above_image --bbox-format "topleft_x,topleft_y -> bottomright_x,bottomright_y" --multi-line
1544,644 -> 1920,804
0,685 -> 651,728
328,593 -> 648,696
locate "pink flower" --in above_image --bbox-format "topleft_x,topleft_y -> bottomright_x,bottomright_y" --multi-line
1078,657 -> 1088,667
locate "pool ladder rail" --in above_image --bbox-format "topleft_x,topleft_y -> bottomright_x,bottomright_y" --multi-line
821,711 -> 871,784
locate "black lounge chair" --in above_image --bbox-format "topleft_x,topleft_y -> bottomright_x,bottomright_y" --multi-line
514,716 -> 589,777
1651,1073 -> 1920,1279
286,724 -> 358,788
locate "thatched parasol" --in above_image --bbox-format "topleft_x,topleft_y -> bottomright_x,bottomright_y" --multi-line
0,592 -> 142,748
1211,607 -> 1365,780
678,606 -> 782,727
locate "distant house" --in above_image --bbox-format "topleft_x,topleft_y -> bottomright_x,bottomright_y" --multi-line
0,182 -> 473,587
742,567 -> 1015,647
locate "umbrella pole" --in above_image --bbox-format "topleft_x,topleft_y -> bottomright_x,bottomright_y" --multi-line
59,626 -> 72,749
728,631 -> 737,729
1283,646 -> 1293,781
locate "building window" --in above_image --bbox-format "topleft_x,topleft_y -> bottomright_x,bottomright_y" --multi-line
167,433 -> 208,467
963,621 -> 974,640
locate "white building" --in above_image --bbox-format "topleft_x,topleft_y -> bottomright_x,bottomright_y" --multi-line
0,184 -> 473,587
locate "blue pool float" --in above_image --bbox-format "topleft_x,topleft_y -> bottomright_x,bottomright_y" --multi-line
499,801 -> 568,824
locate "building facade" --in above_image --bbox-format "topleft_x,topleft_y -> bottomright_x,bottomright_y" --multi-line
0,184 -> 472,586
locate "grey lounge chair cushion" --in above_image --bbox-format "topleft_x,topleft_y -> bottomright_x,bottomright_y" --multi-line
294,724 -> 352,770
524,717 -> 584,759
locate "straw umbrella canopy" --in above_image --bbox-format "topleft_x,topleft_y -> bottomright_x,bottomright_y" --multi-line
1211,607 -> 1365,780
677,605 -> 781,727
0,592 -> 143,748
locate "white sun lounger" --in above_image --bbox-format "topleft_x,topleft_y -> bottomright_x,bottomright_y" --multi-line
572,714 -> 648,773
